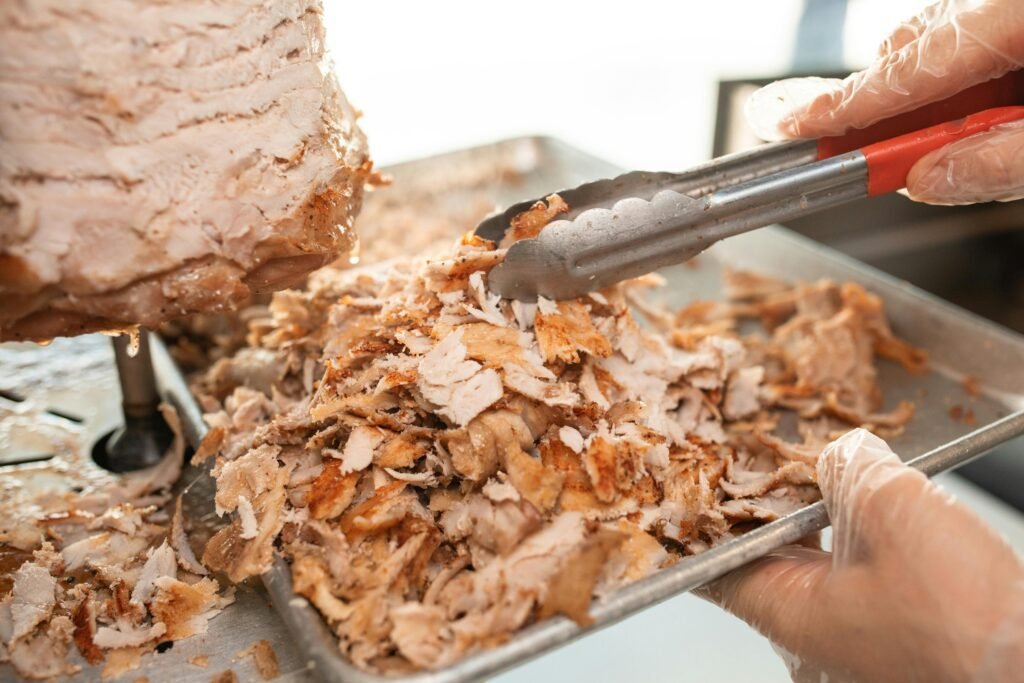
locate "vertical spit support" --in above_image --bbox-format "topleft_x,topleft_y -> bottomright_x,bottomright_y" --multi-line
94,330 -> 173,472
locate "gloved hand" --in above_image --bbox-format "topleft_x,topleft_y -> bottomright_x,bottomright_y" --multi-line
744,0 -> 1024,205
701,429 -> 1024,683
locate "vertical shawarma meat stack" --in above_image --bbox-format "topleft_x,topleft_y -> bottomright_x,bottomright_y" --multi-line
0,0 -> 372,341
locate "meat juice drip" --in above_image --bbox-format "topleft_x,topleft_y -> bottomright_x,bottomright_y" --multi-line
348,232 -> 361,266
126,327 -> 141,357
99,326 -> 141,357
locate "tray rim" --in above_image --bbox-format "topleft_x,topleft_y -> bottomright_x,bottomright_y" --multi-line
160,135 -> 1024,683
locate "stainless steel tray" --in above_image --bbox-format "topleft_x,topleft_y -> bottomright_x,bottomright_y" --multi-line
0,335 -> 312,682
171,137 -> 1024,683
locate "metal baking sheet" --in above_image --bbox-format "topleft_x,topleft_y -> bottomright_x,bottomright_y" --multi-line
0,335 -> 311,682
174,137 -> 1024,683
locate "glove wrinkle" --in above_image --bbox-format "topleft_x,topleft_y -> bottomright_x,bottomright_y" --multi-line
907,119 -> 1024,204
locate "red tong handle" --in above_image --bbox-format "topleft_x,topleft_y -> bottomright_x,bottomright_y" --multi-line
861,106 -> 1024,195
815,69 -> 1024,196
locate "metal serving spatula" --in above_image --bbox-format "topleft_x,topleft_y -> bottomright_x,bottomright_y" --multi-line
478,70 -> 1024,301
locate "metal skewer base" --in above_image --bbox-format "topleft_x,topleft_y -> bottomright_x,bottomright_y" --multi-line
92,329 -> 173,472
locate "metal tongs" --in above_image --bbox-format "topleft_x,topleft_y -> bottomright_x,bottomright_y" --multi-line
479,70 -> 1024,301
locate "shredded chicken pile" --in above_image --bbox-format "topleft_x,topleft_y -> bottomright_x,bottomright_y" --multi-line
0,407 -> 234,680
191,197 -> 927,674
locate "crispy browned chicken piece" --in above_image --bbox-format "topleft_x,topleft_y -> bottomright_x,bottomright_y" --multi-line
0,183 -> 926,676
188,194 -> 924,673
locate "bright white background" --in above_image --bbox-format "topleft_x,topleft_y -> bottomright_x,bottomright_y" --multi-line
321,2 -> 1024,681
325,0 -> 924,171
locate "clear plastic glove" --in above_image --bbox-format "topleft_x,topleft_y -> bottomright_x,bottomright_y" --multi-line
745,0 -> 1024,205
701,429 -> 1024,683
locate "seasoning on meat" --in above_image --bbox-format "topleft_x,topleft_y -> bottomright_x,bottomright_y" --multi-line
0,188 -> 926,677
189,194 -> 925,674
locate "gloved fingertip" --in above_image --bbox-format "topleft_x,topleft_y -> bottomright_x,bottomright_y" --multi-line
743,77 -> 845,141
743,81 -> 799,141
816,428 -> 939,567
817,428 -> 905,514
906,153 -> 957,206
907,122 -> 1024,206
817,429 -> 899,488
